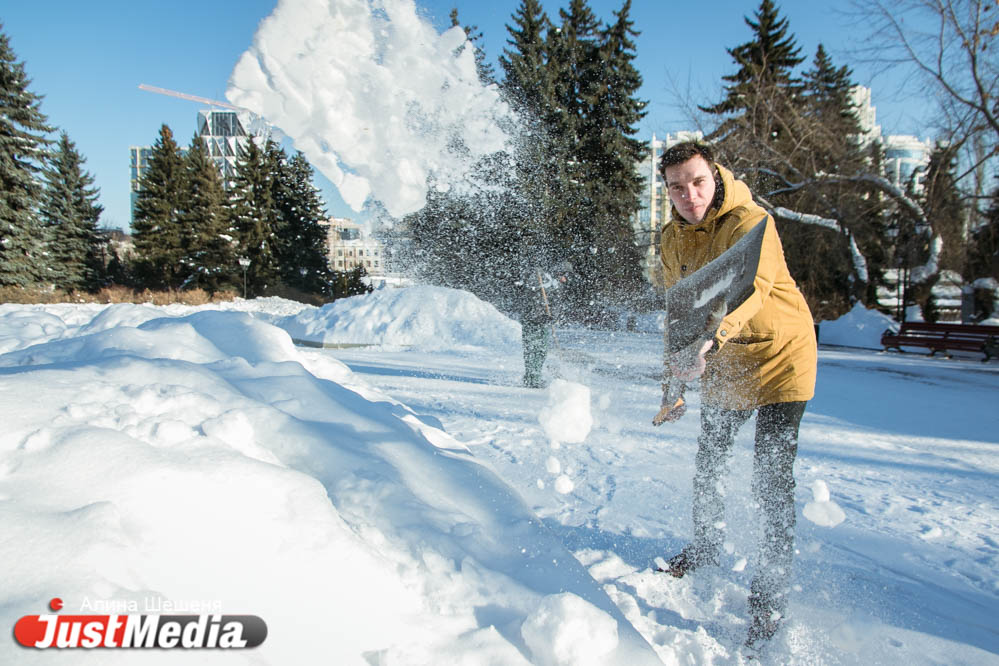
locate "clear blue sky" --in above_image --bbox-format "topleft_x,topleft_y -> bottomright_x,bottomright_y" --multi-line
2,1 -> 925,231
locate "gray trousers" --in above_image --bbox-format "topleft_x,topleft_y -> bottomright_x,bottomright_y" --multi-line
521,320 -> 550,386
691,401 -> 807,618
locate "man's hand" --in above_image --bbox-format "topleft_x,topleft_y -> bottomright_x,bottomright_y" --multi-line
669,338 -> 715,381
653,396 -> 686,425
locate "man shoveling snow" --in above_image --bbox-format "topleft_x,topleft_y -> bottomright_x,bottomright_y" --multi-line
653,141 -> 818,652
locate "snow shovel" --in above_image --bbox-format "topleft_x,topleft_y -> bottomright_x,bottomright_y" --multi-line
536,269 -> 569,379
653,218 -> 767,425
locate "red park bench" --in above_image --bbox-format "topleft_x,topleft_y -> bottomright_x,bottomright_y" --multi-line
881,321 -> 999,361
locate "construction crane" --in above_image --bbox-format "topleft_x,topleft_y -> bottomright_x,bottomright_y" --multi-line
138,83 -> 242,111
138,83 -> 274,139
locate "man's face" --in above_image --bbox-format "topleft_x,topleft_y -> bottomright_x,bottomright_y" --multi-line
664,155 -> 716,225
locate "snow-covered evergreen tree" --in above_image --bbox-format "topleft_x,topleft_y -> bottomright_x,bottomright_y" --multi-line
272,149 -> 333,295
40,132 -> 103,291
229,137 -> 280,296
0,25 -> 52,287
132,124 -> 187,289
181,133 -> 234,292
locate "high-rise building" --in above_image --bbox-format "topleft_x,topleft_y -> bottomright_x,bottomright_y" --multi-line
197,109 -> 251,187
850,85 -> 881,148
128,145 -> 155,224
850,86 -> 933,191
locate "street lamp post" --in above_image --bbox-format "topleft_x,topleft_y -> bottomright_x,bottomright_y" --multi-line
238,257 -> 250,299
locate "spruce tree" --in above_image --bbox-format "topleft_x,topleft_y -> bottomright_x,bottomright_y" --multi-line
579,0 -> 647,301
499,0 -> 551,118
500,0 -> 574,277
921,143 -> 966,274
0,25 -> 52,287
272,150 -> 333,295
702,0 -> 804,116
544,0 -> 605,309
800,44 -> 865,174
229,137 -> 280,296
413,1 -> 649,316
702,0 -> 806,194
333,265 -> 373,299
40,132 -> 104,291
181,133 -> 233,292
132,124 -> 187,289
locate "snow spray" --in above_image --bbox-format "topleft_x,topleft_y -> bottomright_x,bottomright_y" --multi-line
226,0 -> 516,219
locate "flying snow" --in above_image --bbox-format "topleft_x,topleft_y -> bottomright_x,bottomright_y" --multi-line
226,0 -> 516,218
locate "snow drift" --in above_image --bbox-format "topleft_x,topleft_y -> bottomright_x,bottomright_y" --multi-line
276,285 -> 521,349
0,302 -> 659,664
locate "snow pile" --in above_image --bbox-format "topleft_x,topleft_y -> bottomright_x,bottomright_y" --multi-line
0,308 -> 74,353
75,302 -> 166,333
802,480 -> 846,528
0,303 -> 660,664
226,0 -> 515,218
0,303 -> 112,353
0,298 -> 314,356
276,285 -> 520,349
521,592 -> 619,666
818,302 -> 895,349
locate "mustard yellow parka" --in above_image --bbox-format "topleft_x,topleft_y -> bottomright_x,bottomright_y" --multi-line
659,163 -> 817,410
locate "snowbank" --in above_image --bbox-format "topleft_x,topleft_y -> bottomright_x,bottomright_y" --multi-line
818,302 -> 895,349
277,285 -> 521,350
0,302 -> 659,664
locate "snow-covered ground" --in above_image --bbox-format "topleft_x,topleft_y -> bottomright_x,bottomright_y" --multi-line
1,288 -> 997,665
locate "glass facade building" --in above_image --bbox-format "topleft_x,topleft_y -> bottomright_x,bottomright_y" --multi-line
884,135 -> 933,192
197,109 -> 250,186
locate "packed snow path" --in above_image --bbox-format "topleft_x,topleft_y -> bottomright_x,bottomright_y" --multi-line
330,328 -> 999,664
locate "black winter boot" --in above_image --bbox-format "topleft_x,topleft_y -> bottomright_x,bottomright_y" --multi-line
656,545 -> 718,578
